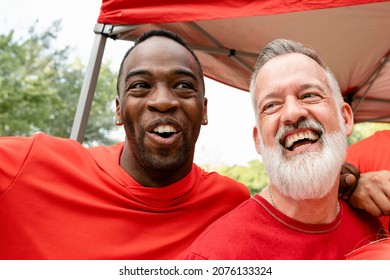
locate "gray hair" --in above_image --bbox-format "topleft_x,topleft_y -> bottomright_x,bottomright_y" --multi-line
249,39 -> 343,107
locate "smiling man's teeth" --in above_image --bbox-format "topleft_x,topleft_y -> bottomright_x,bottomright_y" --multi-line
153,125 -> 176,134
284,131 -> 318,149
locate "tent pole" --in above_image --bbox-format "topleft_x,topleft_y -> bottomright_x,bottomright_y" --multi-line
70,33 -> 107,143
352,52 -> 390,116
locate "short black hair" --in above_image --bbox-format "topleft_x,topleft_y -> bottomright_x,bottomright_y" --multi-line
116,29 -> 204,96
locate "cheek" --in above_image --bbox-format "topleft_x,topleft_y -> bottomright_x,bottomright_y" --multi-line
314,106 -> 342,132
183,100 -> 204,121
121,98 -> 144,119
259,118 -> 279,147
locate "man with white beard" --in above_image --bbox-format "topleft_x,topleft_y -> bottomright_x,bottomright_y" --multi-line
182,39 -> 387,260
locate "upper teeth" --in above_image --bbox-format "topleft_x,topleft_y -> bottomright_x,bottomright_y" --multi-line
153,125 -> 176,133
284,131 -> 318,149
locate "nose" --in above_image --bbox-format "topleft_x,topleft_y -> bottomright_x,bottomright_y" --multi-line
280,96 -> 309,124
146,86 -> 179,113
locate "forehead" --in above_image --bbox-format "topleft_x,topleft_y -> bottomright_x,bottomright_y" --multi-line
255,53 -> 327,88
124,36 -> 199,73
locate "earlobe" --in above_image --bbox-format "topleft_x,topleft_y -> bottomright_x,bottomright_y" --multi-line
253,126 -> 262,155
202,98 -> 208,125
115,97 -> 123,126
341,103 -> 354,136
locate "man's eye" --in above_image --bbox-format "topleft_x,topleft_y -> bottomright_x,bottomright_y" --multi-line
131,82 -> 150,89
264,102 -> 276,111
302,92 -> 320,99
261,100 -> 282,114
176,81 -> 194,90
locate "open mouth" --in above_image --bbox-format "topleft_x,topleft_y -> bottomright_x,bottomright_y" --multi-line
152,125 -> 177,138
283,131 -> 320,151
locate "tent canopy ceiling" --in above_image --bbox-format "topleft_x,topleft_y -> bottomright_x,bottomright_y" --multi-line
70,0 -> 390,141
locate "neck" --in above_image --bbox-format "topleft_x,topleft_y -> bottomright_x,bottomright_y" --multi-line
263,185 -> 340,224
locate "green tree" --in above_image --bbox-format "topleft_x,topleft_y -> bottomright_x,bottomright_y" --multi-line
218,160 -> 269,195
0,20 -> 119,145
348,122 -> 390,145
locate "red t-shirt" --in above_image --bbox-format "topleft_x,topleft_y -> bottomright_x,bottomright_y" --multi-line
0,133 -> 250,259
346,130 -> 390,231
182,195 -> 384,260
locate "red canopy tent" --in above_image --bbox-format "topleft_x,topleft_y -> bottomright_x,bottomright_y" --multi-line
71,0 -> 390,142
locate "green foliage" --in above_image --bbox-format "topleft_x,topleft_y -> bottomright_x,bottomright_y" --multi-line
0,20 -> 119,145
348,122 -> 390,145
217,160 -> 269,195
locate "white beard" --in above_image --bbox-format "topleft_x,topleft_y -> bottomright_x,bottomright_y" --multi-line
260,119 -> 347,200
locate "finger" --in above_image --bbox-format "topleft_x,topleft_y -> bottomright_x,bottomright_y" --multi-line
349,196 -> 384,217
344,173 -> 356,186
373,193 -> 390,216
341,162 -> 360,180
339,173 -> 357,199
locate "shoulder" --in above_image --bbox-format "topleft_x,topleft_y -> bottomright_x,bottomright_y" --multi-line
181,198 -> 258,259
342,200 -> 383,231
197,197 -> 258,234
0,132 -> 83,152
87,142 -> 123,156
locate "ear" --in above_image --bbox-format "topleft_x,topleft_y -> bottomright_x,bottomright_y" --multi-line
340,102 -> 354,136
253,125 -> 262,155
115,97 -> 123,126
201,97 -> 208,125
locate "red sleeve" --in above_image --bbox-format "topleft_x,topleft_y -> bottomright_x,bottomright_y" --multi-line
346,130 -> 390,173
0,134 -> 37,195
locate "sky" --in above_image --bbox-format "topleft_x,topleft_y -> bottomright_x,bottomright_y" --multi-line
0,0 -> 261,167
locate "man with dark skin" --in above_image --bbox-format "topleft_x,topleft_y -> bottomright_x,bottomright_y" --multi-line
116,31 -> 207,187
